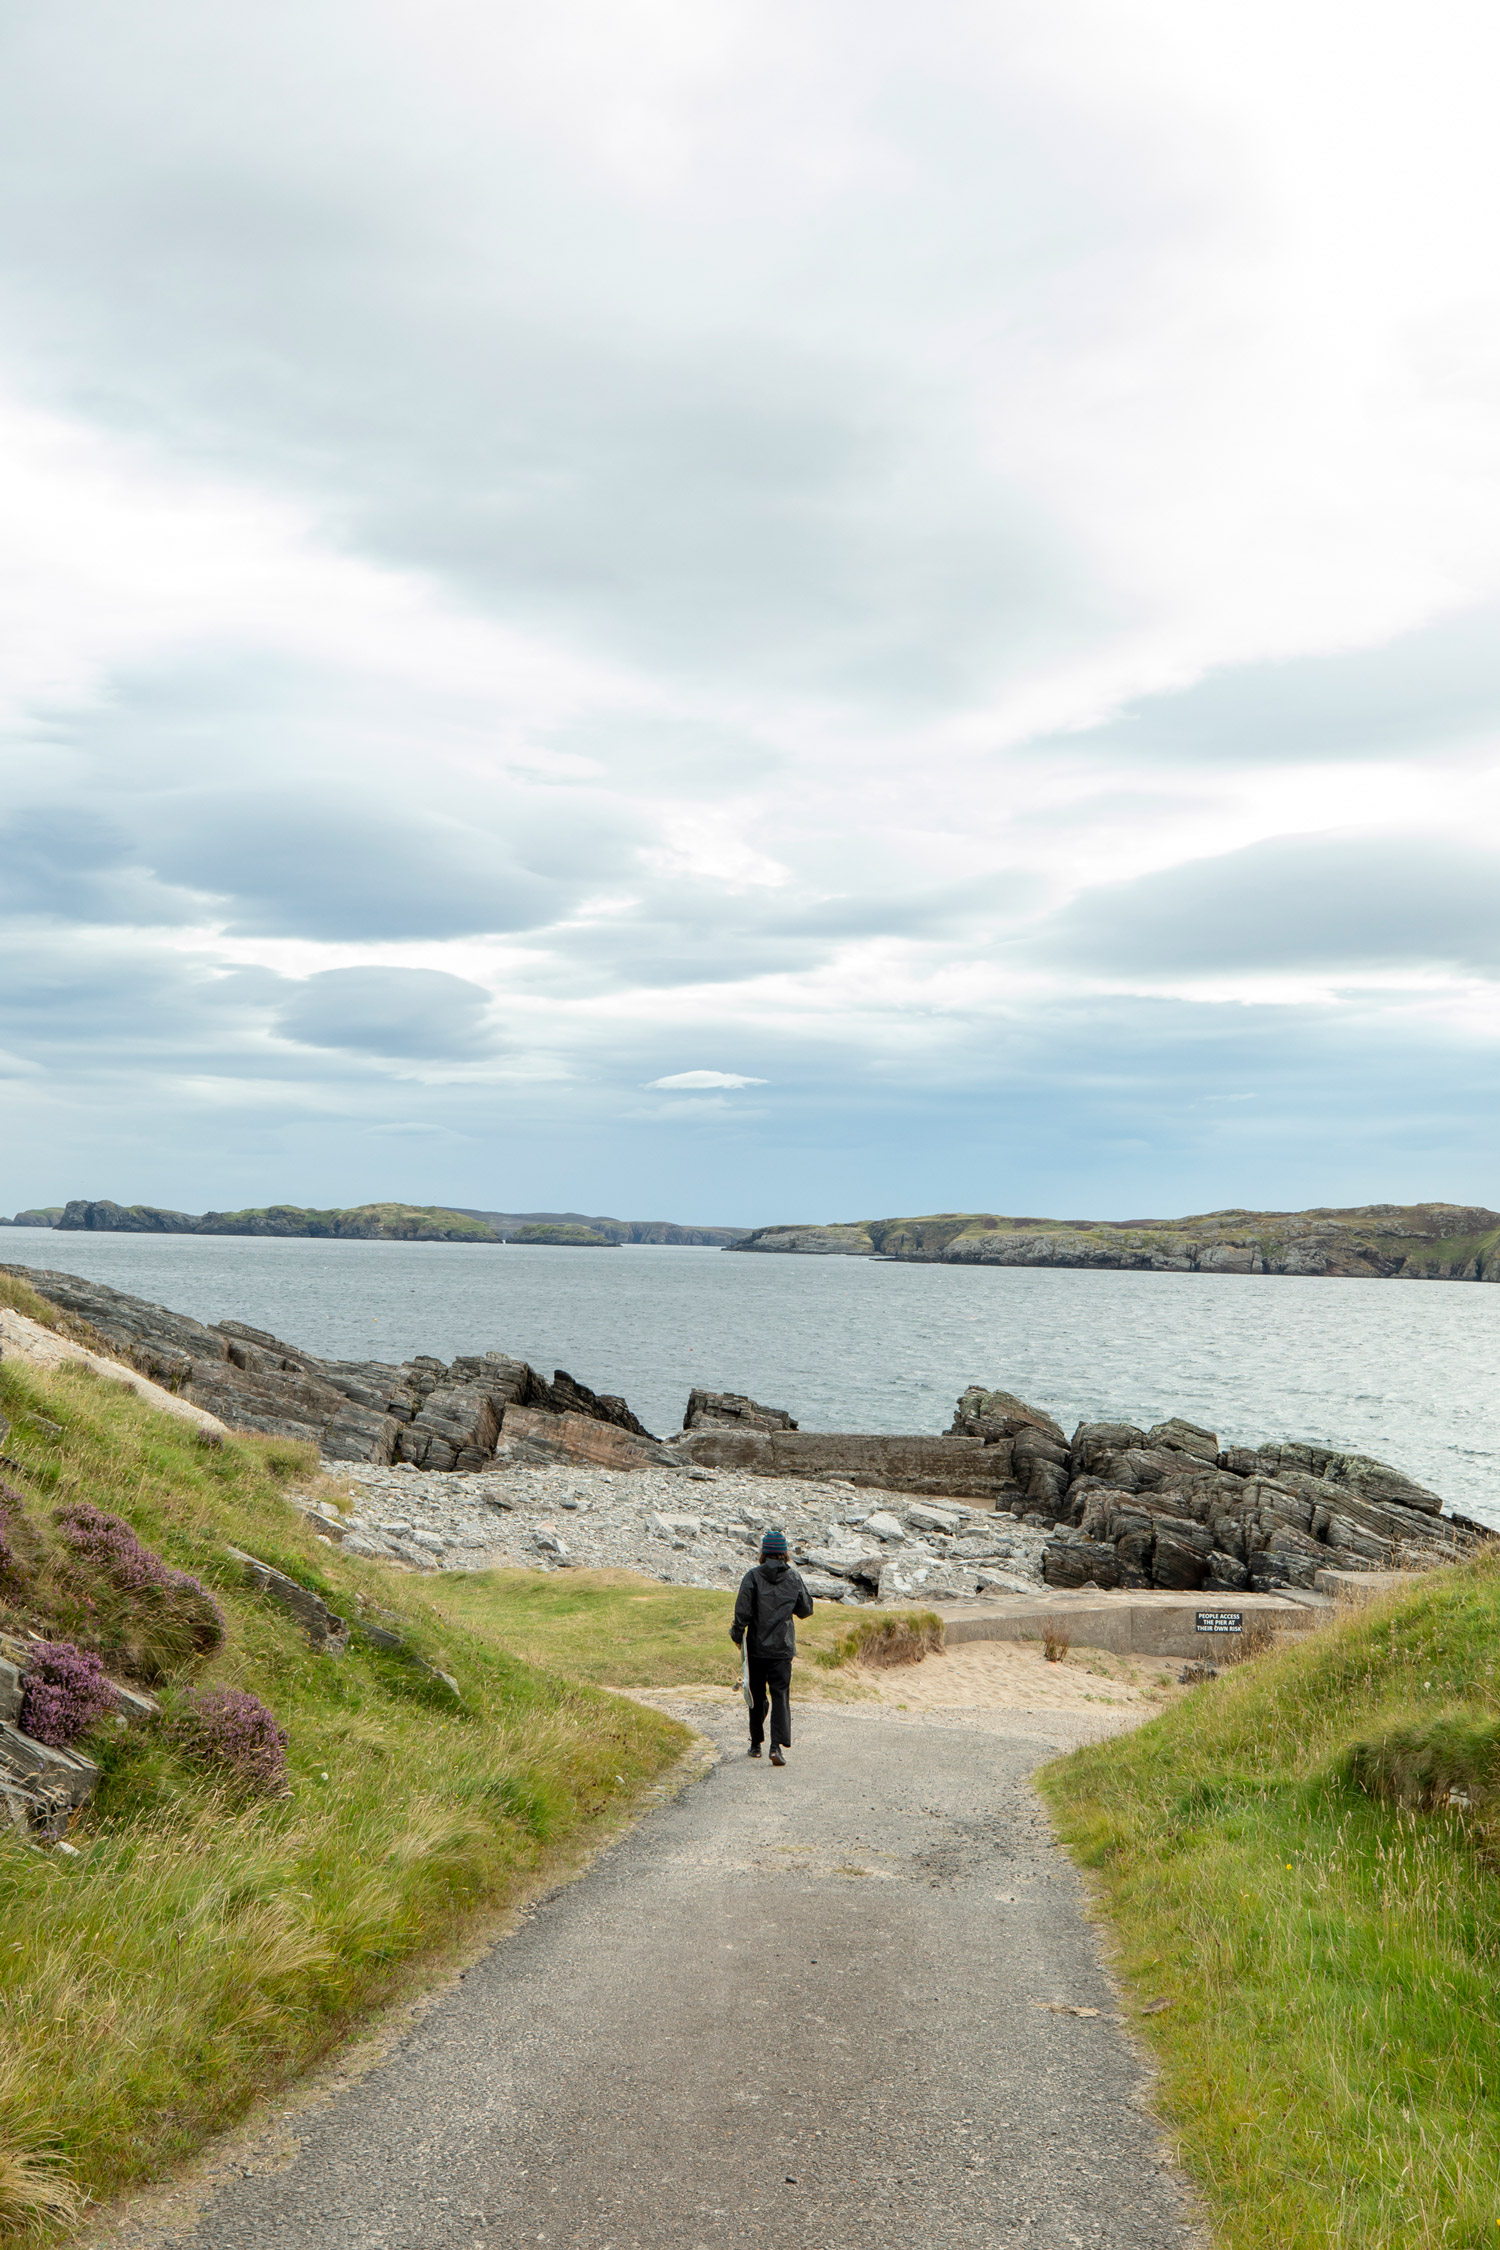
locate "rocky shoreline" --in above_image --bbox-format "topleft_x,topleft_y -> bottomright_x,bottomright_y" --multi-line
729,1201 -> 1500,1281
3,1264 -> 1490,1605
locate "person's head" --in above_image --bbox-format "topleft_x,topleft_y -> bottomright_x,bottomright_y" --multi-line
760,1528 -> 788,1564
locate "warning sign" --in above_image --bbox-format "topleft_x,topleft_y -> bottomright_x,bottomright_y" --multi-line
1195,1610 -> 1244,1635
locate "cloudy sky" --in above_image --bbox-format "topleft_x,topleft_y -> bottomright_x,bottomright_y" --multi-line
2,0 -> 1497,1225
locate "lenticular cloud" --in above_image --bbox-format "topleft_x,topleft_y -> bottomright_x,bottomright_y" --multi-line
647,1071 -> 768,1090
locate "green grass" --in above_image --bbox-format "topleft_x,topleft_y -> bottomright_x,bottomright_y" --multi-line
0,1357 -> 689,2240
1039,1556 -> 1500,2249
427,1568 -> 857,1686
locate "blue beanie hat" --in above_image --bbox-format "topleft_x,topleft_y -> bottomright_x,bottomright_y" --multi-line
761,1528 -> 788,1557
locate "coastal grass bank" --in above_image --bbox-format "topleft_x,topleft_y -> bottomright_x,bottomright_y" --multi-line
0,1280 -> 689,2241
1042,1557 -> 1500,2248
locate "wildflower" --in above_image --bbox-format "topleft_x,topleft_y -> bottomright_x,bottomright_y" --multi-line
19,1642 -> 115,1748
167,1686 -> 288,1793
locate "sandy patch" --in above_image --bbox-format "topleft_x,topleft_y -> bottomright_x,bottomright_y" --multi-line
609,1638 -> 1184,1727
843,1637 -> 1177,1716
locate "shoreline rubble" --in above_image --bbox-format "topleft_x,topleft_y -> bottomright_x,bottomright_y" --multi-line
300,1460 -> 1054,1602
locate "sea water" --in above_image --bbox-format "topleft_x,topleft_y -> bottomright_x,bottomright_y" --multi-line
3,1230 -> 1497,1525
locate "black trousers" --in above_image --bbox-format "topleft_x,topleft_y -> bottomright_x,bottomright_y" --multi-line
748,1654 -> 793,1749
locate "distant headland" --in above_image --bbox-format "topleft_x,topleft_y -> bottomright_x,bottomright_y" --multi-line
727,1202 -> 1500,1281
1,1199 -> 749,1247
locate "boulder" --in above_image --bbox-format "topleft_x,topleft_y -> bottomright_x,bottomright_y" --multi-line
800,1571 -> 854,1602
0,1721 -> 99,1837
947,1388 -> 1066,1445
1248,1440 -> 1442,1515
228,1548 -> 349,1650
493,1407 -> 682,1472
876,1555 -> 978,1602
797,1545 -> 881,1581
907,1502 -> 967,1534
538,1369 -> 655,1439
1146,1418 -> 1220,1463
1069,1422 -> 1148,1477
682,1389 -> 798,1433
862,1510 -> 908,1543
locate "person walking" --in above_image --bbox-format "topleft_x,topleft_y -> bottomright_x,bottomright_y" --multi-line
731,1529 -> 814,1767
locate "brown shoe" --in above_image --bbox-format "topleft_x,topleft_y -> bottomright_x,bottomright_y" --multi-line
770,1746 -> 786,1767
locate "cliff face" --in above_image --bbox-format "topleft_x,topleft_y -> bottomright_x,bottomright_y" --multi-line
730,1203 -> 1500,1280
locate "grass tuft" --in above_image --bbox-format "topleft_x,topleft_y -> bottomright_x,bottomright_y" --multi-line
1344,1710 -> 1500,1828
0,2148 -> 79,2238
813,1609 -> 944,1670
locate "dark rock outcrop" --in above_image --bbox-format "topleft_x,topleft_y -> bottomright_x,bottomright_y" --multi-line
1026,1399 -> 1485,1593
682,1389 -> 799,1433
947,1389 -> 1070,1512
1,1267 -> 655,1468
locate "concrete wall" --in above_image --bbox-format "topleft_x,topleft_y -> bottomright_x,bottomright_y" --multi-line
671,1427 -> 1021,1504
938,1591 -> 1326,1661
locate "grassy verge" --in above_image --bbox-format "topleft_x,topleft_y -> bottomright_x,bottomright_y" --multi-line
0,1357 -> 690,2241
1039,1556 -> 1500,2249
427,1568 -> 862,1686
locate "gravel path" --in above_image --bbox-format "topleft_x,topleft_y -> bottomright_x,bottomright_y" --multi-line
138,1697 -> 1194,2250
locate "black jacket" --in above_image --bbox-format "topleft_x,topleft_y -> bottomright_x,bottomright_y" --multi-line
731,1559 -> 814,1659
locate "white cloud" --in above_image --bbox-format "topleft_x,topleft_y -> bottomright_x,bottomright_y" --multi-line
0,0 -> 1498,1215
646,1070 -> 769,1090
